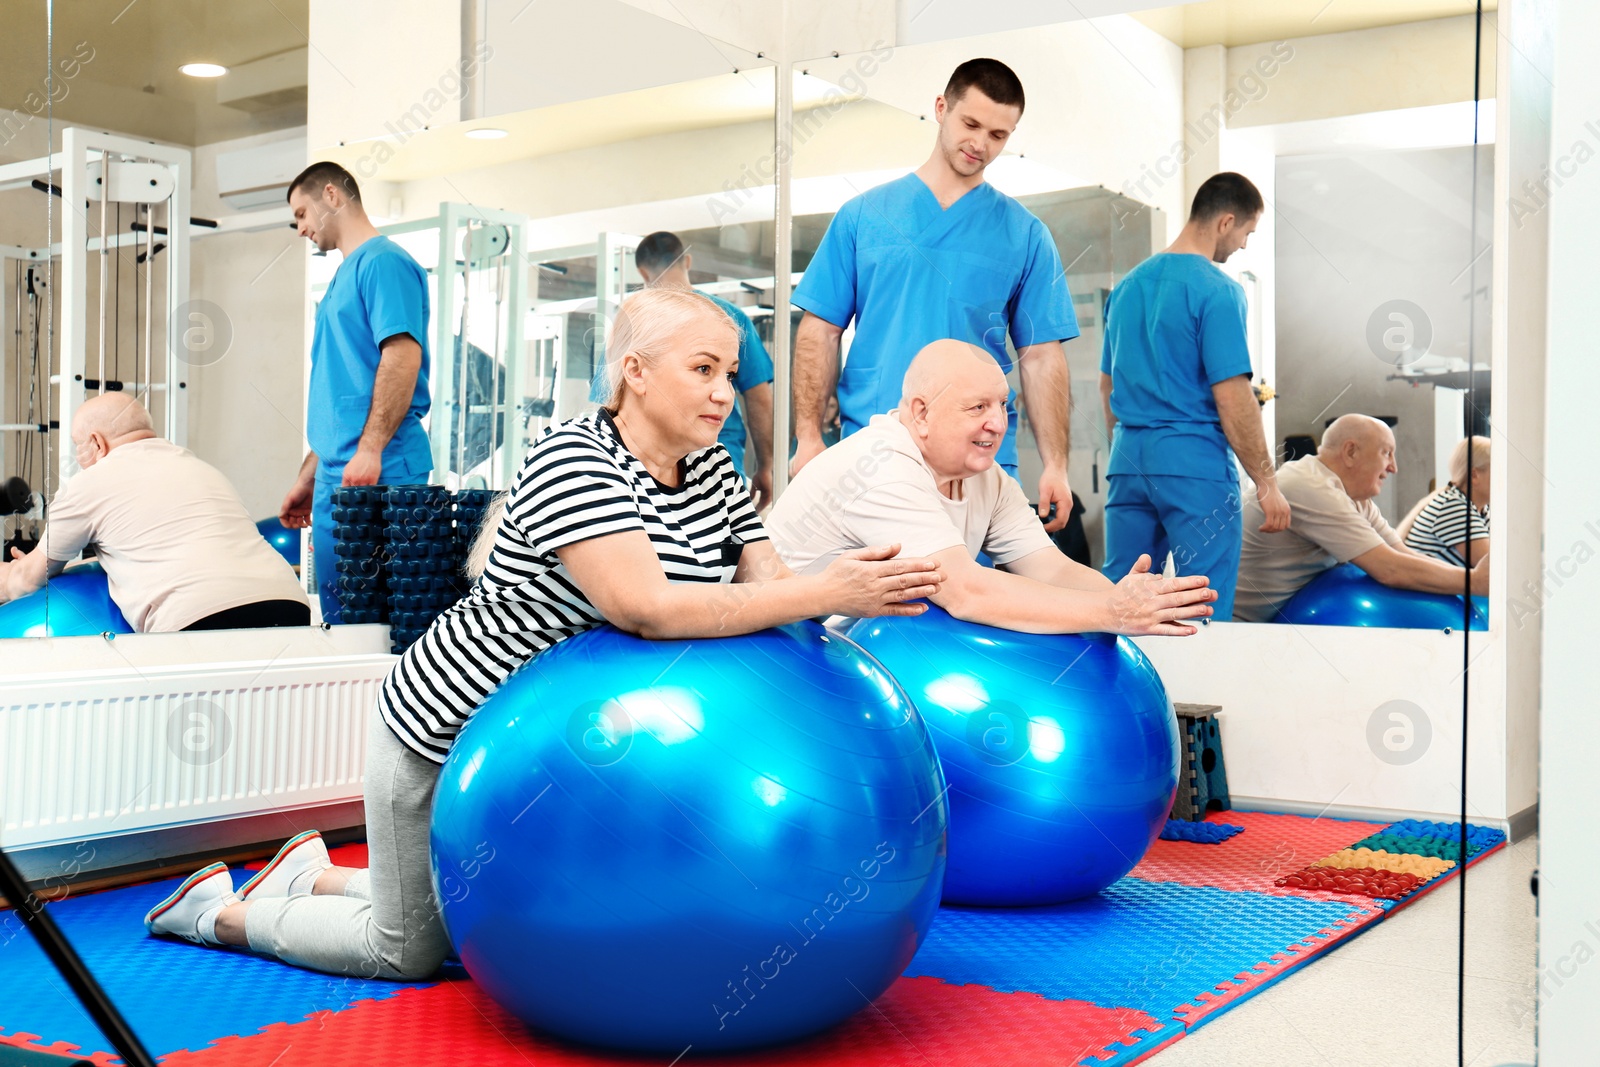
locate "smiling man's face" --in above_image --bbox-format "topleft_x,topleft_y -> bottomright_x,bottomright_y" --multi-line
904,341 -> 1011,482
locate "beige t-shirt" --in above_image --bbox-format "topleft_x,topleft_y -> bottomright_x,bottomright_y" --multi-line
1234,454 -> 1404,622
767,412 -> 1053,575
42,438 -> 308,632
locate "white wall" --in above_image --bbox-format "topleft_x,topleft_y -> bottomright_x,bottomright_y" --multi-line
1227,15 -> 1496,129
1538,0 -> 1598,1051
187,130 -> 308,521
1137,623 -> 1509,823
306,0 -> 463,154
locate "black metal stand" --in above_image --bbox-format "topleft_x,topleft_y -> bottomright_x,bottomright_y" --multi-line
0,846 -> 156,1067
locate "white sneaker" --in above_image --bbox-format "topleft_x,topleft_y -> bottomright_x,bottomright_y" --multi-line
238,829 -> 331,902
144,862 -> 237,945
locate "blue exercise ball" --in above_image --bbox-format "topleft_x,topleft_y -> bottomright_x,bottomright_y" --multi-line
1275,563 -> 1487,630
846,606 -> 1178,906
431,621 -> 948,1053
0,562 -> 133,638
255,517 -> 300,566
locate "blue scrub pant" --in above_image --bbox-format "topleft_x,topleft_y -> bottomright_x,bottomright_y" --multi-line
1103,472 -> 1242,619
313,454 -> 431,624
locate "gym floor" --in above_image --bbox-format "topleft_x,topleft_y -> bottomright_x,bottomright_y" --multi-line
1145,832 -> 1539,1065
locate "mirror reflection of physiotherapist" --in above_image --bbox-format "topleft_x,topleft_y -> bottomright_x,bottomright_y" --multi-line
789,58 -> 1078,532
1098,173 -> 1289,619
277,162 -> 432,623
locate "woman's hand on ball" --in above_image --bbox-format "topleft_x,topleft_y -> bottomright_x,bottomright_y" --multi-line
822,544 -> 944,617
1107,554 -> 1215,636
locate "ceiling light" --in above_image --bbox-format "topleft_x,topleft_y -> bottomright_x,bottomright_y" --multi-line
179,63 -> 228,78
465,128 -> 508,140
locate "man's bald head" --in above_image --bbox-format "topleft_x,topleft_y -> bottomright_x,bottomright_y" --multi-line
73,393 -> 157,470
1317,414 -> 1396,502
1319,414 -> 1390,455
76,393 -> 154,440
900,339 -> 1008,408
898,339 -> 1011,484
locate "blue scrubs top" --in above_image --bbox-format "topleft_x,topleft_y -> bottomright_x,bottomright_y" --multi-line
1100,253 -> 1252,481
709,294 -> 774,477
792,173 -> 1079,470
308,235 -> 432,475
587,292 -> 774,477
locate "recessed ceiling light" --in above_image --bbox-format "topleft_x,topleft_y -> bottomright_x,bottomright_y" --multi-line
179,63 -> 228,78
465,128 -> 508,140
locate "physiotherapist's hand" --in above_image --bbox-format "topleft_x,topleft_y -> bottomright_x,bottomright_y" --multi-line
820,544 -> 944,618
1106,553 -> 1216,637
749,466 -> 773,514
341,448 -> 383,488
1256,481 -> 1291,533
790,436 -> 827,478
279,480 -> 314,529
1037,465 -> 1073,533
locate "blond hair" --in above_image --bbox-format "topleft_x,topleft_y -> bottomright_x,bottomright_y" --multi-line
601,287 -> 740,412
1448,435 -> 1491,487
466,289 -> 741,582
1397,436 -> 1491,542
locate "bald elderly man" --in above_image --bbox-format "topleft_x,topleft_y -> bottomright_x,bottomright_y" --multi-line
769,340 -> 1215,636
0,394 -> 308,632
1234,414 -> 1489,622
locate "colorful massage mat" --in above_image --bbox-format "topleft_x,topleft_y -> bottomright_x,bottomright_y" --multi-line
1,812 -> 1505,1067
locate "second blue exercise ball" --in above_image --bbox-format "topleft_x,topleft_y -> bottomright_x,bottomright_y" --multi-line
1275,563 -> 1486,630
431,621 -> 948,1053
0,562 -> 133,638
255,517 -> 300,567
847,605 -> 1178,906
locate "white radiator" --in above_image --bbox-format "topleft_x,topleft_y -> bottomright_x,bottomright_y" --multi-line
1,643 -> 395,851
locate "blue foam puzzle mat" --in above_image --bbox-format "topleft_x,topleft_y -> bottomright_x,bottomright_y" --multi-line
904,877 -> 1362,1018
0,872 -> 435,1059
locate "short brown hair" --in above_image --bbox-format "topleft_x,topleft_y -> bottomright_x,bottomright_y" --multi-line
287,161 -> 361,205
944,58 -> 1025,113
1189,172 -> 1263,222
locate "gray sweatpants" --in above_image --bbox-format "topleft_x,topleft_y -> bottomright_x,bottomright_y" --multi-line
244,711 -> 450,980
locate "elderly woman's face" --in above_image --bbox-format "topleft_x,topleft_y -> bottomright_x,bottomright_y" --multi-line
634,317 -> 740,452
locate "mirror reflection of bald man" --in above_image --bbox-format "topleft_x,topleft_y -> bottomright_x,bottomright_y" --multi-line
1234,414 -> 1489,622
769,340 -> 1215,636
0,394 -> 309,631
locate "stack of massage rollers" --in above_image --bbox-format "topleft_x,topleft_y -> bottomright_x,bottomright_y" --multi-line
331,485 -> 494,654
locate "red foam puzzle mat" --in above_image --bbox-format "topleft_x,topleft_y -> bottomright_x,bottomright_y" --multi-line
156,977 -> 1173,1067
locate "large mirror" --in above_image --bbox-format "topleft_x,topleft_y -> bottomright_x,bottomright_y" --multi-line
775,5 -> 1529,1064
0,1 -> 313,639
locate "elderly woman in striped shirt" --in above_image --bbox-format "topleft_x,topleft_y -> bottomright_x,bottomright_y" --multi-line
143,287 -> 945,979
1397,436 -> 1490,567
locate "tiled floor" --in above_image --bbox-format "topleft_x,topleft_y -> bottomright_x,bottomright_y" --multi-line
1146,832 -> 1539,1066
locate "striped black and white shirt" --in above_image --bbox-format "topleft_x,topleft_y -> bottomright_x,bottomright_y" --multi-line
1404,483 -> 1489,566
378,410 -> 767,763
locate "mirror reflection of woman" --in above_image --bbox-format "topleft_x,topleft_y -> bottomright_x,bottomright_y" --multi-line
1397,436 -> 1491,567
142,288 -> 945,979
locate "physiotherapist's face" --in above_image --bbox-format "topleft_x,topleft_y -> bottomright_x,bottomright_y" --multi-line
937,89 -> 1020,178
1215,211 -> 1261,263
290,187 -> 341,253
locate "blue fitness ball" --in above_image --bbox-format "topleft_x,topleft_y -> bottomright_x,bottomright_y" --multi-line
0,562 -> 133,638
846,605 -> 1178,906
255,516 -> 300,566
430,621 -> 948,1053
1275,563 -> 1487,630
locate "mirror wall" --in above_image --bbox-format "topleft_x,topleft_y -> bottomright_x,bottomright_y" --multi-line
776,4 -> 1523,1065
0,0 -> 1537,1062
